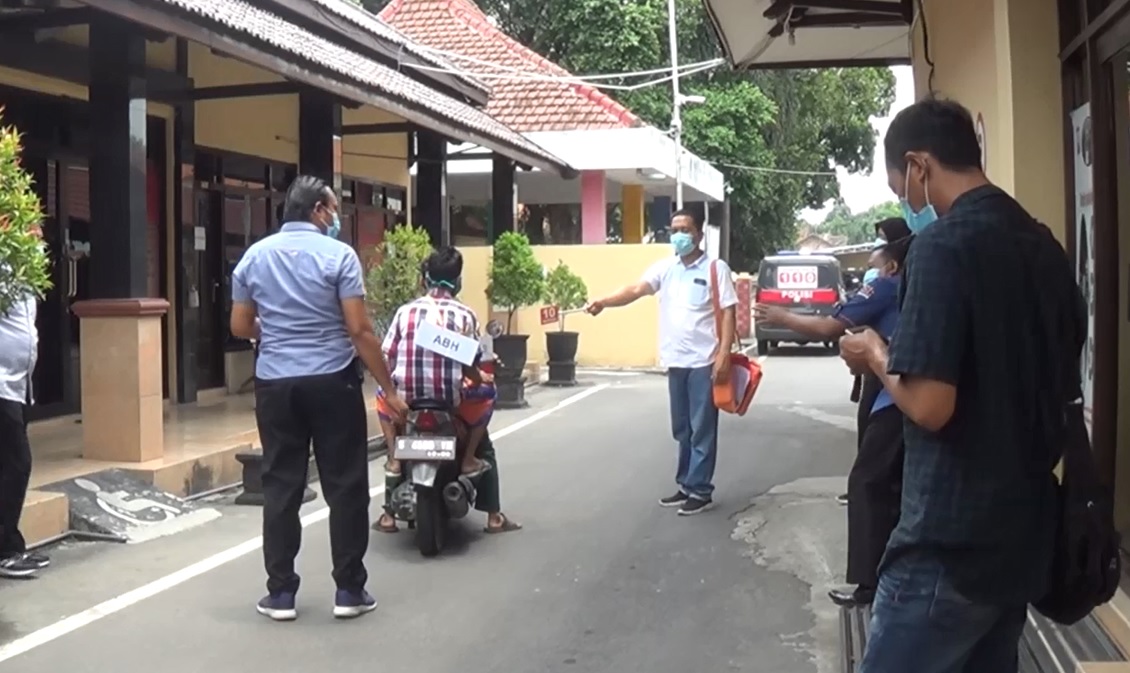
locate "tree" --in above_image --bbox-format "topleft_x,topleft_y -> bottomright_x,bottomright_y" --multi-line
359,0 -> 895,270
0,108 -> 51,313
472,0 -> 894,270
363,224 -> 432,337
818,201 -> 902,245
487,232 -> 545,334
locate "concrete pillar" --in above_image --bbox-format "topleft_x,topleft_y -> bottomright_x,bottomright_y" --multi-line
620,184 -> 645,243
88,13 -> 149,300
416,130 -> 449,248
911,0 -> 1063,235
298,90 -> 342,192
490,154 -> 515,244
76,15 -> 170,462
580,170 -> 606,244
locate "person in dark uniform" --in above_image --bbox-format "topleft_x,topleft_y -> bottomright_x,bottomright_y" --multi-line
755,231 -> 909,607
230,175 -> 407,622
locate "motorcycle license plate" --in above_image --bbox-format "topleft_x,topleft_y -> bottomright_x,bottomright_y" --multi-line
395,436 -> 457,461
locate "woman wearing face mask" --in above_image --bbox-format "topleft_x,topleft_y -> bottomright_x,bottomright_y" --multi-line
586,209 -> 738,516
754,221 -> 910,607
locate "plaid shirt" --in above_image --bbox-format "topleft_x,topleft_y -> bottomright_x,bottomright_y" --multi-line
382,289 -> 483,405
885,185 -> 1082,606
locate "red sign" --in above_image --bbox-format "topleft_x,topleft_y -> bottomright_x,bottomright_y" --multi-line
776,266 -> 818,290
539,305 -> 560,325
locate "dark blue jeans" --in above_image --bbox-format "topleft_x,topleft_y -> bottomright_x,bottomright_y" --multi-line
860,553 -> 1027,673
667,365 -> 719,500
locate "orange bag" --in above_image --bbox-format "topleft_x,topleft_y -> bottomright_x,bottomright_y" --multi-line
709,260 -> 762,415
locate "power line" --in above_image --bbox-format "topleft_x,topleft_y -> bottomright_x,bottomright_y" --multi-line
401,60 -> 721,92
712,161 -> 838,177
409,43 -> 724,83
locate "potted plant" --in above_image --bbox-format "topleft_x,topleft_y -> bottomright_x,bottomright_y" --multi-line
486,231 -> 544,384
542,261 -> 587,386
363,224 -> 433,339
0,109 -> 51,313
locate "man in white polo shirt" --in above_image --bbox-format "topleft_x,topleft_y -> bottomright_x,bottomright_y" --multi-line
586,209 -> 738,515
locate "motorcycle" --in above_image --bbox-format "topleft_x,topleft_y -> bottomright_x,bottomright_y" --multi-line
387,399 -> 489,557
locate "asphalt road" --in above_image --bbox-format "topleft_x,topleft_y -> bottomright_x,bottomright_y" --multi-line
0,345 -> 860,673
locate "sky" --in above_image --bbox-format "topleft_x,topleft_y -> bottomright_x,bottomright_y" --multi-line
798,65 -> 915,225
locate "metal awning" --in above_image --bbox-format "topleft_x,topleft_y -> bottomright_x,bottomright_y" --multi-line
78,0 -> 575,177
702,0 -> 913,70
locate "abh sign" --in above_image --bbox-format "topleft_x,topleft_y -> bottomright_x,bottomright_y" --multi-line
417,320 -> 479,366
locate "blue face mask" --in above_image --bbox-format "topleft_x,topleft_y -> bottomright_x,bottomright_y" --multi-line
862,268 -> 880,285
900,165 -> 939,233
326,213 -> 342,239
426,274 -> 462,296
671,231 -> 697,257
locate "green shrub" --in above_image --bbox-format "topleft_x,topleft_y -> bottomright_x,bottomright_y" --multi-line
0,108 -> 51,313
542,260 -> 587,332
363,224 -> 432,337
487,231 -> 544,334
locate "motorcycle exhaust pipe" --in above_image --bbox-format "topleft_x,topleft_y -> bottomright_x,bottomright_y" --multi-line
442,476 -> 477,519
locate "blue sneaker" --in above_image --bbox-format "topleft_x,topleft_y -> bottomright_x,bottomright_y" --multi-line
256,592 -> 297,621
333,589 -> 377,619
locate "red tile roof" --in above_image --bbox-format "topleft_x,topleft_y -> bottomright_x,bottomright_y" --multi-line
379,0 -> 643,132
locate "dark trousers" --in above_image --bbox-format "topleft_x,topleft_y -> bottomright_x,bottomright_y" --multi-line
846,376 -> 905,588
255,363 -> 370,595
0,399 -> 29,557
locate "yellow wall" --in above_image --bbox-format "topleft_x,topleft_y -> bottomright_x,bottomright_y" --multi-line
189,43 -> 298,164
342,106 -> 410,188
460,244 -> 669,368
913,0 -> 1065,241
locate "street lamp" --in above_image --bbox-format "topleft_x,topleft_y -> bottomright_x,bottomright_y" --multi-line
666,0 -> 704,209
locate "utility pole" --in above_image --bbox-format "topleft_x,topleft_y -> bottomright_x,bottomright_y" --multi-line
666,0 -> 683,210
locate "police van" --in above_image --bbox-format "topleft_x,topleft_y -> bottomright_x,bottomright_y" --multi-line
754,253 -> 844,354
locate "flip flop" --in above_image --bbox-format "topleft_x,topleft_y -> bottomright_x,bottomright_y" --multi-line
484,515 -> 522,534
373,516 -> 399,534
461,461 -> 492,478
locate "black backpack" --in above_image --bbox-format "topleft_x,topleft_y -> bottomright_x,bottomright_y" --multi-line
1032,398 -> 1121,624
1026,221 -> 1121,625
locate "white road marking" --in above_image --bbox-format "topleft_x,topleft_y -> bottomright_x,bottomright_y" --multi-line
782,405 -> 855,431
0,384 -> 610,664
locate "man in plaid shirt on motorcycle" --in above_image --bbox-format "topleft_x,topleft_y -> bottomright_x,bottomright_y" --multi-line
374,246 -> 521,535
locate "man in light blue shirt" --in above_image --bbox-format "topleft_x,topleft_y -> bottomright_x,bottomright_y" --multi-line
230,175 -> 406,622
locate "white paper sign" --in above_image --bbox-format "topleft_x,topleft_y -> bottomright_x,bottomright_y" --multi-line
194,226 -> 207,251
776,265 -> 818,290
1071,103 -> 1095,438
416,320 -> 479,366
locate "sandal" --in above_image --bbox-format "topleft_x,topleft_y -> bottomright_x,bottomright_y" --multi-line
374,514 -> 398,533
461,460 -> 491,478
484,514 -> 523,535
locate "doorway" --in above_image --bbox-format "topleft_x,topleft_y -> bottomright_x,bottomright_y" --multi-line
195,187 -> 225,390
24,156 -> 87,420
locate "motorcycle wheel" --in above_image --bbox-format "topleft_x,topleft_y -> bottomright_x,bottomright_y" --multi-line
415,487 -> 446,557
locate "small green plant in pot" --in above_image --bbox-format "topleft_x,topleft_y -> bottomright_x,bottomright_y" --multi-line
486,231 -> 544,383
542,261 -> 587,386
0,109 -> 52,313
363,224 -> 433,339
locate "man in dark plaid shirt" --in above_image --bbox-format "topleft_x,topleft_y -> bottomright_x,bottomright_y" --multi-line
840,98 -> 1081,673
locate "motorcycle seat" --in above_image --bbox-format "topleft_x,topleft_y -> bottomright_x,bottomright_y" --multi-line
408,398 -> 452,412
